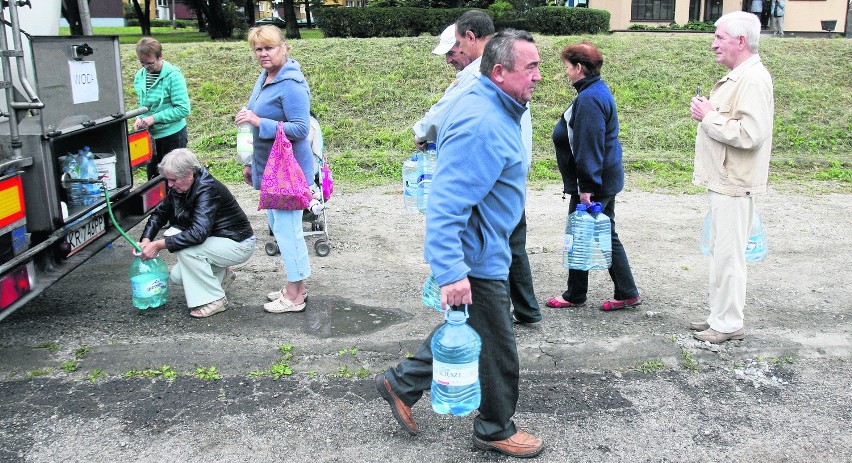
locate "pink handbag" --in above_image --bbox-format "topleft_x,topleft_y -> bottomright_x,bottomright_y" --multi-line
258,122 -> 313,211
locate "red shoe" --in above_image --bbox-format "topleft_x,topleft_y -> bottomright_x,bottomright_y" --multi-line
600,295 -> 642,311
545,297 -> 585,308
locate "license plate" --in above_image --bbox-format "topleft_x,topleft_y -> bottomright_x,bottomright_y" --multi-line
65,214 -> 106,257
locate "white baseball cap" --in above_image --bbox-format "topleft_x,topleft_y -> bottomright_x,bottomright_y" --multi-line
432,25 -> 456,56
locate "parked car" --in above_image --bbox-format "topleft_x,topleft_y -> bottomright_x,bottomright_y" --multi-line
255,17 -> 309,28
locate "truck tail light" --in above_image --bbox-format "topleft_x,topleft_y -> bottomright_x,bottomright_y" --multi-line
128,130 -> 153,169
142,181 -> 166,213
0,263 -> 32,311
0,176 -> 26,229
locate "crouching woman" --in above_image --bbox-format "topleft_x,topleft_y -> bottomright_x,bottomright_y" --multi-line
137,149 -> 256,318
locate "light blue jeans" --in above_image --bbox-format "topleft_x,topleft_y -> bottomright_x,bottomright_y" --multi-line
171,236 -> 256,307
268,209 -> 311,282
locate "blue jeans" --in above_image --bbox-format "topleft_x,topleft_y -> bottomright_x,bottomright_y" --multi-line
562,194 -> 638,303
385,277 -> 519,441
268,209 -> 311,282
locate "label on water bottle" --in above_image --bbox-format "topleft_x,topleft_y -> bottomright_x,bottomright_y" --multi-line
131,275 -> 167,298
433,359 -> 479,386
563,234 -> 574,253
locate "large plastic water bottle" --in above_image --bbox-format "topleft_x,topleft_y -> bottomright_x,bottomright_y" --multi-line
563,204 -> 594,270
417,143 -> 437,214
236,107 -> 253,164
402,153 -> 421,213
431,306 -> 481,416
79,146 -> 100,205
422,273 -> 442,311
61,153 -> 82,207
590,202 -> 612,269
129,255 -> 169,309
700,211 -> 768,262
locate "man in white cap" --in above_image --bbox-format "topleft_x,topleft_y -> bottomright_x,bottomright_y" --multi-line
411,24 -> 472,150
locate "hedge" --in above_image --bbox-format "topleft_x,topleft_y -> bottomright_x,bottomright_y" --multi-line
525,7 -> 609,35
316,7 -> 471,38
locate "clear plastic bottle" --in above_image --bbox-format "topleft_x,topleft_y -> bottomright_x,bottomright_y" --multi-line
590,202 -> 612,269
417,143 -> 437,214
431,306 -> 481,416
700,211 -> 768,262
402,152 -> 421,213
422,273 -> 442,311
129,255 -> 170,309
236,107 -> 253,164
563,204 -> 594,270
79,146 -> 100,205
61,153 -> 82,207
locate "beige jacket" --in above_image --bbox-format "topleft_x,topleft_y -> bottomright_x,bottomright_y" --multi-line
693,55 -> 774,197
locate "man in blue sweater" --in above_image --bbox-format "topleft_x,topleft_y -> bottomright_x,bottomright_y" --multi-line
376,29 -> 544,458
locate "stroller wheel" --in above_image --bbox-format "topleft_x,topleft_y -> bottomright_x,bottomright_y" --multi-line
265,241 -> 280,256
314,239 -> 331,257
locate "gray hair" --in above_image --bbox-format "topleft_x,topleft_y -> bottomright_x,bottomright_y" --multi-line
716,11 -> 761,53
480,28 -> 535,77
158,148 -> 202,178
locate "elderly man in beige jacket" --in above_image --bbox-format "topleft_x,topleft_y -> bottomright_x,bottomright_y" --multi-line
689,11 -> 774,344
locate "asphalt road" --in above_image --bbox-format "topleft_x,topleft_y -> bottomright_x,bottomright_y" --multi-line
1,186 -> 850,462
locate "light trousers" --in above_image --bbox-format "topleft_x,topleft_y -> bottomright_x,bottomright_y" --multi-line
706,191 -> 753,333
268,209 -> 311,282
171,236 -> 256,307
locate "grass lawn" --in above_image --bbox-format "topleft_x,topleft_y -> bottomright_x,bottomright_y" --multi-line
106,29 -> 849,192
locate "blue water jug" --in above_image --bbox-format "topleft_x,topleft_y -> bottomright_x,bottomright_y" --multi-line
589,202 -> 612,269
402,153 -> 421,214
417,143 -> 437,214
563,204 -> 595,270
700,211 -> 768,262
422,273 -> 442,311
431,305 -> 481,416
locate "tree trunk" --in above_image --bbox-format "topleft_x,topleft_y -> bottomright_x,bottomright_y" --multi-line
131,0 -> 152,36
61,0 -> 84,36
281,0 -> 301,40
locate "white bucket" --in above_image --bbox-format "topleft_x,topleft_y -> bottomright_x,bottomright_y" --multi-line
94,154 -> 117,190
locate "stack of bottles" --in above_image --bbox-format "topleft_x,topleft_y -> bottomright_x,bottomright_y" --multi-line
563,202 -> 612,270
401,143 -> 438,214
62,146 -> 101,207
430,305 -> 481,416
700,211 -> 768,262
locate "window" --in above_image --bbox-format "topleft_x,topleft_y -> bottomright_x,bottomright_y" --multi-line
631,0 -> 675,21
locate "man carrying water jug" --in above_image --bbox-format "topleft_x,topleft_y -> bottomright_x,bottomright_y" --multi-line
690,11 -> 774,344
376,29 -> 544,458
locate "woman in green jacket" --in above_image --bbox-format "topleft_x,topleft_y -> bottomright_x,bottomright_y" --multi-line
133,37 -> 191,179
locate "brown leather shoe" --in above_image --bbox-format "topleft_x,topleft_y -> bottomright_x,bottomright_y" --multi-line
689,321 -> 710,331
473,429 -> 544,458
375,373 -> 418,435
694,327 -> 747,343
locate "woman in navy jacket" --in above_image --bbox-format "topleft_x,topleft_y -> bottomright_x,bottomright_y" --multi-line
546,41 -> 641,312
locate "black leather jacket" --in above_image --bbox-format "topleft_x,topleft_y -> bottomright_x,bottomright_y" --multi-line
141,167 -> 254,252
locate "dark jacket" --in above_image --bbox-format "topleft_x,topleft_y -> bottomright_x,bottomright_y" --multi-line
141,167 -> 254,252
553,75 -> 624,197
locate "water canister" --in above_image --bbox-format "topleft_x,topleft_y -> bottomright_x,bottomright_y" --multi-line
563,204 -> 595,270
422,273 -> 442,311
79,146 -> 100,205
417,143 -> 437,214
402,153 -> 421,214
700,211 -> 768,262
129,256 -> 170,309
61,153 -> 82,207
590,202 -> 612,269
431,306 -> 481,416
236,107 -> 253,163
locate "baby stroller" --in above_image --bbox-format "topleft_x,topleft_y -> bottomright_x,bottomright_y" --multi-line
265,114 -> 333,257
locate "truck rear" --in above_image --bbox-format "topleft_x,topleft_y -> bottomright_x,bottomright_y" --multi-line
0,2 -> 165,321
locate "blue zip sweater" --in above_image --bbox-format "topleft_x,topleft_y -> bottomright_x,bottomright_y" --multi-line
427,76 -> 529,286
246,58 -> 313,189
553,75 -> 624,196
